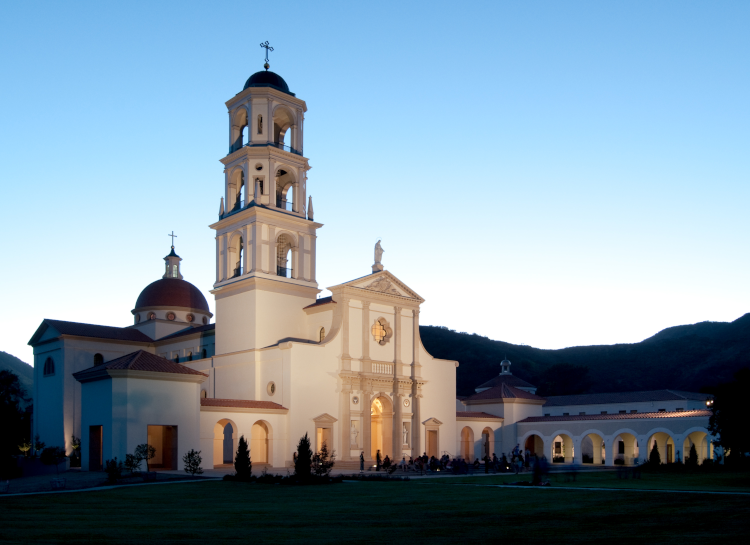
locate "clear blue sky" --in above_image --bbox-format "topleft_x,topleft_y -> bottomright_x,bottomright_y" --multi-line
1,0 -> 748,364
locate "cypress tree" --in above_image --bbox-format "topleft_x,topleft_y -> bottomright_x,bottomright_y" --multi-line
686,443 -> 698,468
294,433 -> 312,480
234,435 -> 252,481
649,442 -> 661,466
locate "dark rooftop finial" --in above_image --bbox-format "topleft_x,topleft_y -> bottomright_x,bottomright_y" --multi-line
260,41 -> 274,70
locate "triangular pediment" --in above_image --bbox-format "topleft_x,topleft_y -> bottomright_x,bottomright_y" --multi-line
422,417 -> 443,426
312,413 -> 338,424
28,320 -> 60,346
331,271 -> 423,302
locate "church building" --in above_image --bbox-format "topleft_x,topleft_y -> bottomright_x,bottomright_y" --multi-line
28,60 -> 716,472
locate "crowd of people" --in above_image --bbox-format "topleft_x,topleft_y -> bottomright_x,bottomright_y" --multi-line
365,445 -> 550,482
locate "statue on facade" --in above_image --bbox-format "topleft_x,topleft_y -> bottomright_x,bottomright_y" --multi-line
350,423 -> 359,446
372,240 -> 384,272
403,424 -> 409,446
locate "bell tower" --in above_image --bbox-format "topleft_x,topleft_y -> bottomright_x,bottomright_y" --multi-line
210,48 -> 323,354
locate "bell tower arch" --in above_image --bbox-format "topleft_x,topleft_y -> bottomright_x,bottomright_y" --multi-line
210,53 -> 322,354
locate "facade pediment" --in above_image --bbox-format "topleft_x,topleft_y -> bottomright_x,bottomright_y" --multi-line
312,413 -> 338,424
422,417 -> 443,426
331,271 -> 424,302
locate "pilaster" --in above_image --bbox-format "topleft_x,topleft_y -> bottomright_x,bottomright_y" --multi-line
363,385 -> 372,461
361,301 -> 371,373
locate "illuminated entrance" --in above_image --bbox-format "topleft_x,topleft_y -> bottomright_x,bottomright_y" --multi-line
370,395 -> 393,459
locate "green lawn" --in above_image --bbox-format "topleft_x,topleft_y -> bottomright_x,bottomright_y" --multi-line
1,478 -> 749,543
440,469 -> 750,492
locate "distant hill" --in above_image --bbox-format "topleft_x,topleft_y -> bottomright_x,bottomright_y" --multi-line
0,351 -> 33,396
420,313 -> 750,397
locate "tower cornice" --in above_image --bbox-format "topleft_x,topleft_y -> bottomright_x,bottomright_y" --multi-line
226,86 -> 307,111
209,205 -> 323,233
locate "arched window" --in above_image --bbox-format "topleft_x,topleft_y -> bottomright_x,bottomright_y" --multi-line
233,236 -> 244,278
43,357 -> 55,376
94,353 -> 104,366
319,327 -> 326,343
202,349 -> 207,359
276,234 -> 293,277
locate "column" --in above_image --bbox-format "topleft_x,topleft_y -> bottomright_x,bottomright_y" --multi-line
393,306 -> 402,373
392,391 -> 402,458
290,124 -> 297,152
340,387 -> 351,461
243,225 -> 251,275
268,225 -> 276,275
412,392 -> 421,457
361,302 -> 371,372
573,436 -> 583,465
604,437 -> 614,466
251,222 -> 261,273
341,298 -> 351,361
363,387 -> 372,461
215,236 -> 222,283
242,162 -> 250,207
412,309 -> 421,378
220,235 -> 228,281
310,234 -> 317,282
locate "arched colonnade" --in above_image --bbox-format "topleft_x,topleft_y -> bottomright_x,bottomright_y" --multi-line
212,418 -> 274,468
518,426 -> 715,466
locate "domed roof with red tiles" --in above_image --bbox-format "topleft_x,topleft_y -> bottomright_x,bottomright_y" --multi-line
134,278 -> 209,312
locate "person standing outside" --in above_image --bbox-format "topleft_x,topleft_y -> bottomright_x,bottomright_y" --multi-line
359,452 -> 364,473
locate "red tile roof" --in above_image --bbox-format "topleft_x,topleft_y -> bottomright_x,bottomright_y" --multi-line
303,296 -> 335,310
457,411 -> 504,420
543,390 -> 711,407
156,323 -> 215,341
466,383 -> 545,402
73,350 -> 208,380
201,398 -> 287,410
29,319 -> 152,345
519,409 -> 711,423
476,374 -> 536,391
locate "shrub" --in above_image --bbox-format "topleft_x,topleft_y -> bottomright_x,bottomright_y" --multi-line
124,453 -> 142,474
649,442 -> 661,466
294,433 -> 312,480
183,449 -> 203,476
40,446 -> 66,474
686,444 -> 698,468
134,444 -> 156,472
312,441 -> 336,477
104,458 -> 124,483
234,435 -> 252,481
581,454 -> 593,464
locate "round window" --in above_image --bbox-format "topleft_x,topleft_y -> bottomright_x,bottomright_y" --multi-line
135,314 -> 141,323
267,382 -> 276,396
186,313 -> 194,323
404,398 -> 410,407
166,312 -> 176,321
255,163 -> 263,171
202,316 -> 208,325
352,396 -> 359,405
148,312 -> 156,320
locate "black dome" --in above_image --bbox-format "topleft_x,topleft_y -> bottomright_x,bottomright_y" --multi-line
134,278 -> 210,313
243,70 -> 294,96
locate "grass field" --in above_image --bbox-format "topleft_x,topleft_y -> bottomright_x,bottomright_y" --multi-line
443,468 -> 750,492
1,475 -> 749,544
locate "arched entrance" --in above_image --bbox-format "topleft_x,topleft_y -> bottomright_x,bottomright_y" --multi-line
647,431 -> 675,464
580,433 -> 604,464
551,433 -> 574,463
460,427 -> 474,460
371,395 -> 393,459
213,418 -> 238,468
683,430 -> 710,464
524,434 -> 544,458
251,421 -> 270,464
613,432 -> 638,465
482,428 -> 495,459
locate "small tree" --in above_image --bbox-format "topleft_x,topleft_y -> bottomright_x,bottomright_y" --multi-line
234,435 -> 252,481
33,435 -> 46,457
40,446 -> 67,475
104,458 -> 124,483
313,442 -> 336,477
183,449 -> 204,476
686,444 -> 698,468
18,441 -> 31,457
649,442 -> 661,466
134,444 -> 156,472
294,433 -> 312,480
70,436 -> 81,460
124,453 -> 142,474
